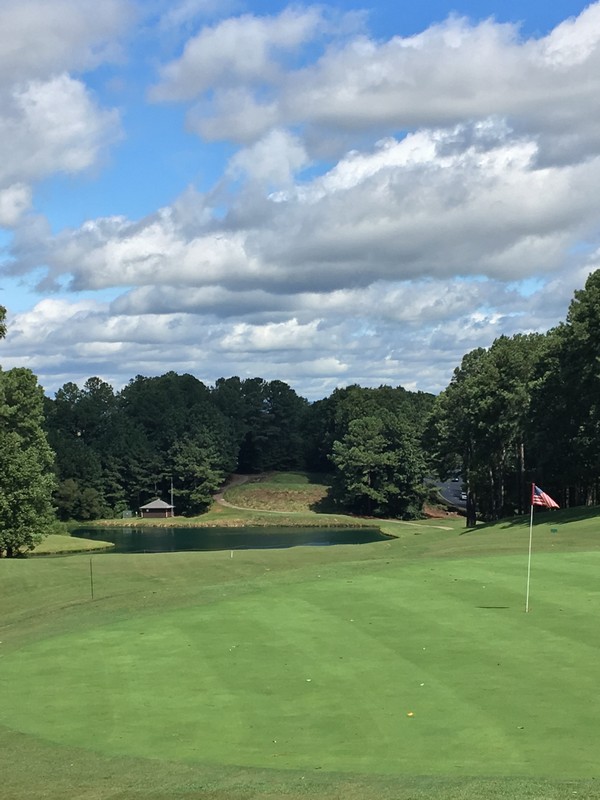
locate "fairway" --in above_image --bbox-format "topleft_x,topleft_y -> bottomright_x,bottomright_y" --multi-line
2,522 -> 600,799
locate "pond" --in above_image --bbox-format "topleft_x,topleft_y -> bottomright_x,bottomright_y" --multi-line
72,525 -> 391,554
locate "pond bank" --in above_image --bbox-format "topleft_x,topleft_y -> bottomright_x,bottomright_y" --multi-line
32,533 -> 115,556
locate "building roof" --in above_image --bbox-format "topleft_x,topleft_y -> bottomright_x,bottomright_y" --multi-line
139,498 -> 174,510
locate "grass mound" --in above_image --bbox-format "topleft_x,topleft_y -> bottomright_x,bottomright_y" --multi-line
223,472 -> 331,512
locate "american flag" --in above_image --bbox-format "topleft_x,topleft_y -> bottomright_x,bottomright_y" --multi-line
532,484 -> 559,509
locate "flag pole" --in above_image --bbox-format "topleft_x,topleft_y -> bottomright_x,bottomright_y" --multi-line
525,483 -> 534,613
525,502 -> 534,613
526,483 -> 559,612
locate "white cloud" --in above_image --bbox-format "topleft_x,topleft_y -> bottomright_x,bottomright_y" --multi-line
228,129 -> 309,188
0,0 -> 129,86
151,7 -> 325,101
220,318 -> 322,351
152,5 -> 600,167
1,264 -> 585,400
157,0 -> 234,32
0,75 -> 121,188
7,121 -> 600,297
0,184 -> 32,227
11,211 -> 253,291
187,88 -> 281,143
541,3 -> 600,66
0,0 -> 125,221
4,297 -> 103,347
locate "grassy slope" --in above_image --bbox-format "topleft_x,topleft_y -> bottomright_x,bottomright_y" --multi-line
221,471 -> 332,513
3,474 -> 600,799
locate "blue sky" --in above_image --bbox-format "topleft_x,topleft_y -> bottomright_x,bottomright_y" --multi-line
0,0 -> 598,398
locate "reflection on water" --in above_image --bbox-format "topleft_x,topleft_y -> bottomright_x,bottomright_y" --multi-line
73,525 -> 390,553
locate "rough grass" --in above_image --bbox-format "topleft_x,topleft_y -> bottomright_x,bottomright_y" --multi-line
223,477 -> 329,512
5,477 -> 600,799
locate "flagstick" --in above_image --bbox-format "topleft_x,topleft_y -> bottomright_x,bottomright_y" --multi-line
525,501 -> 534,613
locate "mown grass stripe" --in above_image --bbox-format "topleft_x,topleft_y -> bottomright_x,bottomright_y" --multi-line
4,506 -> 600,798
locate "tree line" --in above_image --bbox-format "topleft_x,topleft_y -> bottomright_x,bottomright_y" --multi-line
427,269 -> 600,519
1,269 -> 599,555
44,375 -> 434,523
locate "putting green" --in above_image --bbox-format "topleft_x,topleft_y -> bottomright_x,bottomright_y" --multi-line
2,551 -> 599,777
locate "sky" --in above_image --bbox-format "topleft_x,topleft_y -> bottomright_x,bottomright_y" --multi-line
1,0 -> 599,400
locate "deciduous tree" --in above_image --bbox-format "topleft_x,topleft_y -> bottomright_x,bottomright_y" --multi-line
0,368 -> 56,556
427,334 -> 546,521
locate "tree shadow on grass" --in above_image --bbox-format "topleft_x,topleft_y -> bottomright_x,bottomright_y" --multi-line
300,472 -> 338,513
304,471 -> 334,486
310,486 -> 339,514
457,504 -> 599,536
485,505 -> 598,529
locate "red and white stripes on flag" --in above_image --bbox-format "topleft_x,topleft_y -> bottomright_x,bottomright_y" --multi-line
526,483 -> 559,612
531,484 -> 559,509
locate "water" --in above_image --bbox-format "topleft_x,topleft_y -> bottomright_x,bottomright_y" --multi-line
72,525 -> 391,554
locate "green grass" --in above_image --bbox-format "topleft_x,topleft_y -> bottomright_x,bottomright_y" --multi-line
2,493 -> 600,799
32,532 -> 115,554
261,471 -> 331,485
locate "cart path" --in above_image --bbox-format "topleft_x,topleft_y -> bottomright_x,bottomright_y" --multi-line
213,473 -> 252,508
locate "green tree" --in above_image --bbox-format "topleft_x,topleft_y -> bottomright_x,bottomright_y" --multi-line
427,334 -> 546,521
234,377 -> 271,472
0,305 -> 6,339
305,384 -> 434,473
259,380 -> 309,470
0,368 -> 56,556
213,377 -> 308,473
77,487 -> 109,520
212,376 -> 247,455
529,270 -> 600,505
45,380 -> 116,519
330,411 -> 426,518
54,478 -> 80,521
168,436 -> 226,515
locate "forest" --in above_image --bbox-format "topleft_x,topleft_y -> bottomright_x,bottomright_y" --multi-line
0,269 -> 599,555
44,375 -> 434,522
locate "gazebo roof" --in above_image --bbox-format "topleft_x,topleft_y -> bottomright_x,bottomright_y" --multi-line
139,498 -> 174,510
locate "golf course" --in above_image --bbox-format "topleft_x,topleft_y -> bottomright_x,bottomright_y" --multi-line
1,474 -> 600,799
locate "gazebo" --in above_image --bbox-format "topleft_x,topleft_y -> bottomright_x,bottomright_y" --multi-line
139,498 -> 175,518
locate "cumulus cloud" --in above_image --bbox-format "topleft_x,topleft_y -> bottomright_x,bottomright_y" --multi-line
10,122 -> 596,296
3,3 -> 600,399
1,265 -> 585,399
228,129 -> 309,188
151,7 -> 326,102
259,127 -> 598,287
0,0 -> 126,229
220,318 -> 322,351
0,0 -> 129,86
0,75 -> 121,188
151,4 -> 600,166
